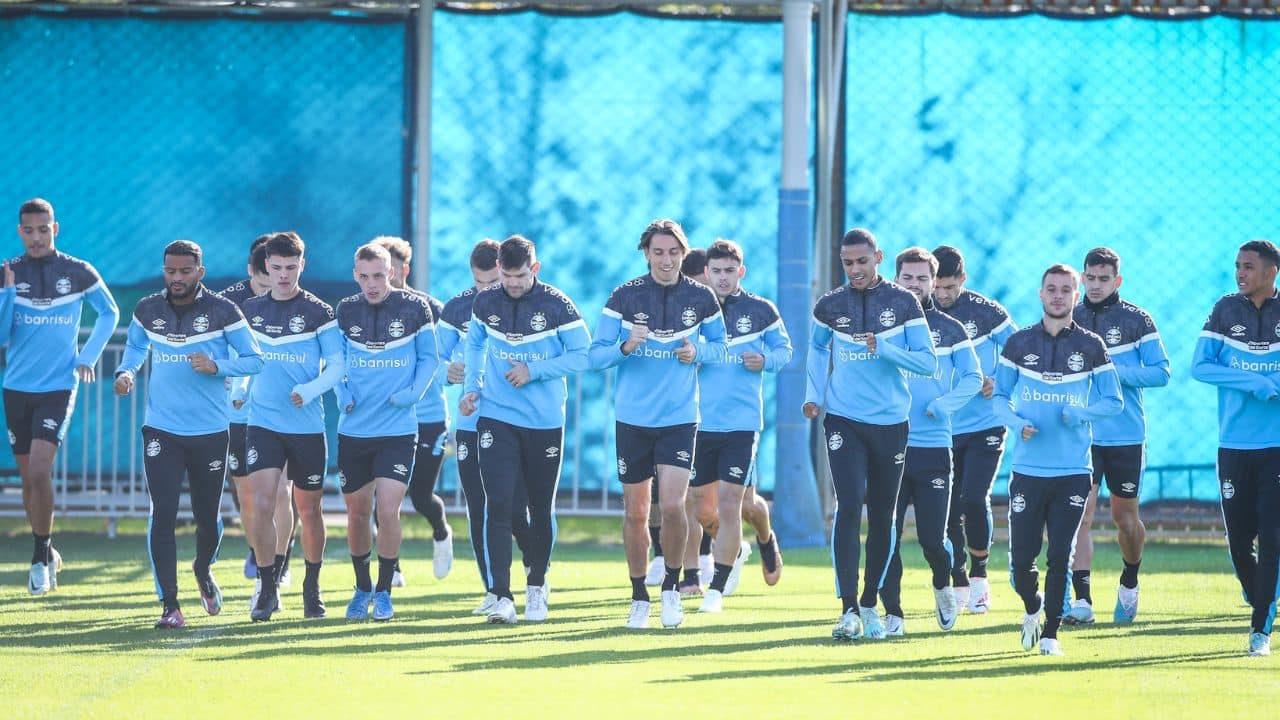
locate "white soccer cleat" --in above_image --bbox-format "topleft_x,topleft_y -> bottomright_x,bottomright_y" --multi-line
28,562 -> 50,596
699,589 -> 724,613
968,577 -> 990,614
660,589 -> 684,628
525,585 -> 549,622
644,556 -> 665,586
723,541 -> 752,597
391,569 -> 406,588
487,596 -> 517,624
472,592 -> 499,616
832,609 -> 863,641
1248,632 -> 1271,657
883,614 -> 905,637
698,553 -> 714,588
1021,596 -> 1044,651
1064,598 -> 1095,625
433,529 -> 454,580
625,600 -> 652,629
1039,638 -> 1064,656
953,584 -> 970,611
934,586 -> 959,631
1114,585 -> 1139,623
860,606 -> 886,640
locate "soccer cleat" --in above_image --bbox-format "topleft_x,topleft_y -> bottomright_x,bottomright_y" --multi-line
391,569 -> 406,588
644,556 -> 665,586
243,551 -> 256,580
831,608 -> 863,641
302,586 -> 327,619
1248,632 -> 1271,657
49,548 -> 62,590
952,584 -> 970,611
625,600 -> 651,629
934,586 -> 959,631
193,564 -> 222,617
1114,585 -> 1139,623
723,541 -> 752,597
678,579 -> 703,597
251,584 -> 277,622
249,576 -> 283,614
487,596 -> 517,625
525,585 -> 549,622
968,577 -> 990,614
433,528 -> 454,580
761,537 -> 783,587
1039,638 -> 1064,656
1064,599 -> 1095,626
346,588 -> 374,620
371,590 -> 394,621
883,614 -> 905,637
698,554 -> 714,588
28,562 -> 50,596
1021,595 -> 1044,651
660,589 -> 684,628
472,593 -> 500,616
155,606 -> 186,629
860,606 -> 887,640
699,588 -> 723,613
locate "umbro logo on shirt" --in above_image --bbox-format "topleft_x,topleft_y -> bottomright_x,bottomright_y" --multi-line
1023,354 -> 1039,365
349,325 -> 362,336
634,312 -> 649,323
985,435 -> 1001,448
894,452 -> 905,464
15,282 -> 30,293
1230,324 -> 1246,336
151,318 -> 167,329
835,317 -> 851,329
252,316 -> 264,326
308,474 -> 322,483
487,315 -> 501,326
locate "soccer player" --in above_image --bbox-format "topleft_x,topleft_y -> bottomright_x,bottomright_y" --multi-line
1190,239 -> 1280,657
220,238 -> 296,590
589,219 -> 726,629
236,232 -> 343,620
689,239 -> 792,613
804,228 -> 936,641
334,242 -> 439,622
1064,247 -> 1170,625
374,236 -> 453,585
114,240 -> 264,629
932,245 -> 1017,613
460,235 -> 590,623
0,198 -> 118,595
880,247 -> 981,635
991,263 -> 1122,656
674,247 -> 716,594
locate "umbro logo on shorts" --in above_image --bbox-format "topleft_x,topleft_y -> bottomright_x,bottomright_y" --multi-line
1121,482 -> 1136,493
41,418 -> 58,431
393,464 -> 408,475
985,435 -> 1001,447
208,460 -> 223,472
1069,495 -> 1086,507
675,450 -> 691,463
729,466 -> 743,478
931,477 -> 946,489
545,446 -> 559,458
894,452 -> 905,464
308,474 -> 322,483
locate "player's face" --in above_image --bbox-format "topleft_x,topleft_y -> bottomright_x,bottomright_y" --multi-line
1237,250 -> 1279,299
386,257 -> 408,289
705,258 -> 744,301
1082,264 -> 1121,304
840,243 -> 882,290
645,234 -> 686,285
1039,272 -> 1079,321
354,257 -> 392,305
500,261 -> 539,300
18,212 -> 57,259
933,274 -> 964,309
267,254 -> 304,296
895,261 -> 935,304
163,253 -> 204,300
249,271 -> 271,296
471,265 -> 500,292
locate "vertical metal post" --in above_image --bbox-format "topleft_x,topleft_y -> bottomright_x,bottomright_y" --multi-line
411,1 -> 434,293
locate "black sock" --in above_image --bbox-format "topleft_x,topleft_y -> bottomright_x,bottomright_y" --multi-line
248,547 -> 256,567
709,562 -> 733,593
375,556 -> 397,593
649,526 -> 663,558
1072,570 -> 1092,603
952,566 -> 969,587
1120,559 -> 1141,589
631,576 -> 649,602
304,560 -> 322,590
682,568 -> 700,586
273,554 -> 286,582
969,552 -> 989,578
31,534 -> 51,565
257,563 -> 277,594
661,565 -> 680,592
841,595 -> 857,613
163,598 -> 180,612
884,603 -> 904,618
758,533 -> 778,574
433,523 -> 450,543
351,552 -> 372,592
699,533 -> 712,556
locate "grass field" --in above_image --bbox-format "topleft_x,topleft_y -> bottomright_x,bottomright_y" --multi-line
0,516 -> 1275,719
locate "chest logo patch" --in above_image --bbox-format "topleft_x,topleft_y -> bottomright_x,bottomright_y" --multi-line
681,308 -> 698,328
530,312 -> 547,332
1105,327 -> 1122,345
736,316 -> 753,334
289,315 -> 306,333
192,315 -> 210,333
878,309 -> 896,327
55,277 -> 71,295
963,320 -> 978,339
930,329 -> 942,346
388,320 -> 405,338
1067,352 -> 1085,372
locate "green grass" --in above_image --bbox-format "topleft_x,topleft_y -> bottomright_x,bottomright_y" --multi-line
1,517 -> 1275,718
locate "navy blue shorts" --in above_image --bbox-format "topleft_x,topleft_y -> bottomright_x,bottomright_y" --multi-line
615,421 -> 696,485
1091,444 -> 1144,499
4,388 -> 74,454
691,430 -> 758,488
227,422 -> 248,477
337,433 -> 415,494
246,426 -> 328,491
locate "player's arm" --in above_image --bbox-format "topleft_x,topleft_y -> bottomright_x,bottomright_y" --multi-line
74,270 -> 121,372
1117,329 -> 1171,388
215,318 -> 265,377
876,316 -> 938,376
0,284 -> 14,347
803,317 -> 833,409
115,314 -> 152,378
991,356 -> 1032,432
588,307 -> 627,369
762,317 -> 794,373
1191,328 -> 1278,398
436,319 -> 463,385
391,313 -> 441,408
694,309 -> 728,364
335,336 -> 355,412
528,317 -> 591,381
293,322 -> 345,405
1064,360 -> 1124,425
929,340 -> 982,418
463,312 -> 490,397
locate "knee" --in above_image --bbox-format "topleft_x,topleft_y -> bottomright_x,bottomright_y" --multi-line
1111,504 -> 1141,531
623,503 -> 649,528
252,492 -> 276,520
658,495 -> 684,519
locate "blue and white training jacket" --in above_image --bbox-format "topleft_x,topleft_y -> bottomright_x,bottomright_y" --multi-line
1190,289 -> 1280,450
906,299 -> 982,448
1073,292 -> 1170,446
697,288 -> 792,433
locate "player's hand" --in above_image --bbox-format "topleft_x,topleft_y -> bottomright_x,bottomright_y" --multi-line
621,322 -> 649,355
459,391 -> 478,417
675,338 -> 697,364
1252,381 -> 1279,402
1062,408 -> 1085,427
981,376 -> 995,399
189,352 -> 218,375
504,360 -> 532,387
2,261 -> 12,288
741,352 -> 765,372
1021,424 -> 1037,441
232,399 -> 245,410
864,333 -> 877,354
925,399 -> 944,420
447,361 -> 465,385
290,392 -> 304,408
113,372 -> 134,397
388,389 -> 417,408
802,402 -> 820,419
75,364 -> 96,383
